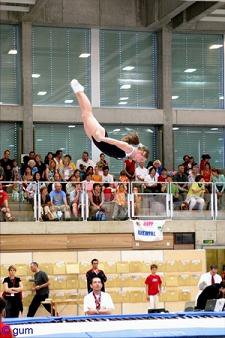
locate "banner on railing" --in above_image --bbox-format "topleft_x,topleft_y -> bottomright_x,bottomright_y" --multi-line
133,220 -> 165,242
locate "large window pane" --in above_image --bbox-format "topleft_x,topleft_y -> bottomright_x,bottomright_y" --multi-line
34,124 -> 90,163
0,24 -> 20,104
172,33 -> 224,109
173,127 -> 224,169
0,122 -> 20,160
32,27 -> 91,106
100,30 -> 157,108
102,125 -> 158,175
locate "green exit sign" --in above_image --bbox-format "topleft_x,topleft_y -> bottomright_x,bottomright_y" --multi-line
203,239 -> 214,245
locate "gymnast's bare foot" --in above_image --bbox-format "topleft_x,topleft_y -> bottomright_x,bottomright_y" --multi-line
70,79 -> 84,93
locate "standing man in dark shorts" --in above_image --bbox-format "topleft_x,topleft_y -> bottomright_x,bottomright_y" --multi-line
27,262 -> 53,317
86,259 -> 107,293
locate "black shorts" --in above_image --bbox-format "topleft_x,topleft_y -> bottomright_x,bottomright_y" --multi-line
92,131 -> 126,160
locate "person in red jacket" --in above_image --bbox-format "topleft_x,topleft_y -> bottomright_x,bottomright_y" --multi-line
0,297 -> 13,338
145,264 -> 162,309
0,183 -> 15,221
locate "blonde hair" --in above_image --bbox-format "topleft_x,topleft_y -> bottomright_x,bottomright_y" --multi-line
138,145 -> 149,159
121,132 -> 140,145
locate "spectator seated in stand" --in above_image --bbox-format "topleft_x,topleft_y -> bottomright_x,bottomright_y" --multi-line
135,160 -> 148,182
0,149 -> 13,181
173,164 -> 188,201
44,159 -> 57,182
188,165 -> 200,183
133,186 -> 142,216
34,154 -> 46,179
25,172 -> 45,204
40,186 -> 54,221
76,151 -> 95,172
166,175 -> 181,210
92,166 -> 102,182
200,154 -> 211,173
66,174 -> 81,195
144,166 -> 158,193
123,157 -> 136,181
49,182 -> 70,221
96,153 -> 108,171
102,183 -> 115,202
69,182 -> 83,219
88,183 -> 105,220
185,175 -> 205,211
53,150 -> 63,170
212,168 -> 225,210
119,170 -> 129,183
153,160 -> 162,178
59,154 -> 76,181
112,183 -> 128,220
101,166 -> 114,183
0,183 -> 15,221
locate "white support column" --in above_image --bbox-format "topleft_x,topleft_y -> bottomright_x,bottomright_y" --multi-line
91,28 -> 101,162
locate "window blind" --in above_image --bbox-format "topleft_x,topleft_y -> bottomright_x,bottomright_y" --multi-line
0,122 -> 19,160
172,33 -> 224,109
32,27 -> 91,106
0,24 -> 20,104
34,123 -> 90,163
100,30 -> 157,108
173,127 -> 224,169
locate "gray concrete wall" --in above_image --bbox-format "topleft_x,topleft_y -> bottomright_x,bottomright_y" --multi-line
1,219 -> 225,248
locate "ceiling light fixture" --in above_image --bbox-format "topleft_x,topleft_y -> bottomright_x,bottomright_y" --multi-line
122,66 -> 135,71
172,96 -> 179,100
118,101 -> 127,105
79,53 -> 90,58
64,99 -> 74,104
173,127 -> 179,131
119,97 -> 129,100
210,128 -> 219,131
8,49 -> 17,55
32,73 -> 40,78
120,84 -> 131,89
209,44 -> 223,50
184,68 -> 197,73
219,96 -> 224,100
68,125 -> 76,128
37,91 -> 47,96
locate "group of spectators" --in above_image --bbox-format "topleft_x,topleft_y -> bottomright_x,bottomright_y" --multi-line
0,149 -> 225,221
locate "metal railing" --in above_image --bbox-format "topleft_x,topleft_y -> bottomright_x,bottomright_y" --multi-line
1,181 -> 225,221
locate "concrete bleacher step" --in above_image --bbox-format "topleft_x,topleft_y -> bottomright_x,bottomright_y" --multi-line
9,202 -> 33,211
9,210 -> 35,221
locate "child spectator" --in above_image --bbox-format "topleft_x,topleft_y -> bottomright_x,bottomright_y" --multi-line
133,186 -> 142,216
145,264 -> 162,309
112,183 -> 128,220
70,183 -> 82,219
119,170 -> 129,183
92,166 -> 102,182
11,159 -> 19,181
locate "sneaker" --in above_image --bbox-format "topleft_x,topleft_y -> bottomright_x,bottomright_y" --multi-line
70,79 -> 84,93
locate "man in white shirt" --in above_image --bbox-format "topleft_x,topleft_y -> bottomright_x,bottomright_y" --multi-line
83,277 -> 114,315
198,264 -> 222,292
135,161 -> 148,181
76,151 -> 95,171
101,166 -> 114,183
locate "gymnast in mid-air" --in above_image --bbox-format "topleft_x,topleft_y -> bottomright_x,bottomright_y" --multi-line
70,79 -> 149,162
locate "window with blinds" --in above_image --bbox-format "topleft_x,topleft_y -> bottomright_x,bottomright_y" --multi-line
172,33 -> 224,109
0,24 -> 20,104
101,125 -> 158,175
32,27 -> 91,106
0,123 -> 20,160
100,30 -> 157,108
34,124 -> 90,163
173,127 -> 224,169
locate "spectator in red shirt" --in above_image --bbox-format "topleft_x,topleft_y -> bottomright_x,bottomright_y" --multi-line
145,264 -> 162,309
0,297 -> 13,338
0,183 -> 15,221
123,158 -> 136,181
200,154 -> 211,173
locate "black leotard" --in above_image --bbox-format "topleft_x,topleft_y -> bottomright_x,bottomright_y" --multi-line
92,131 -> 126,159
